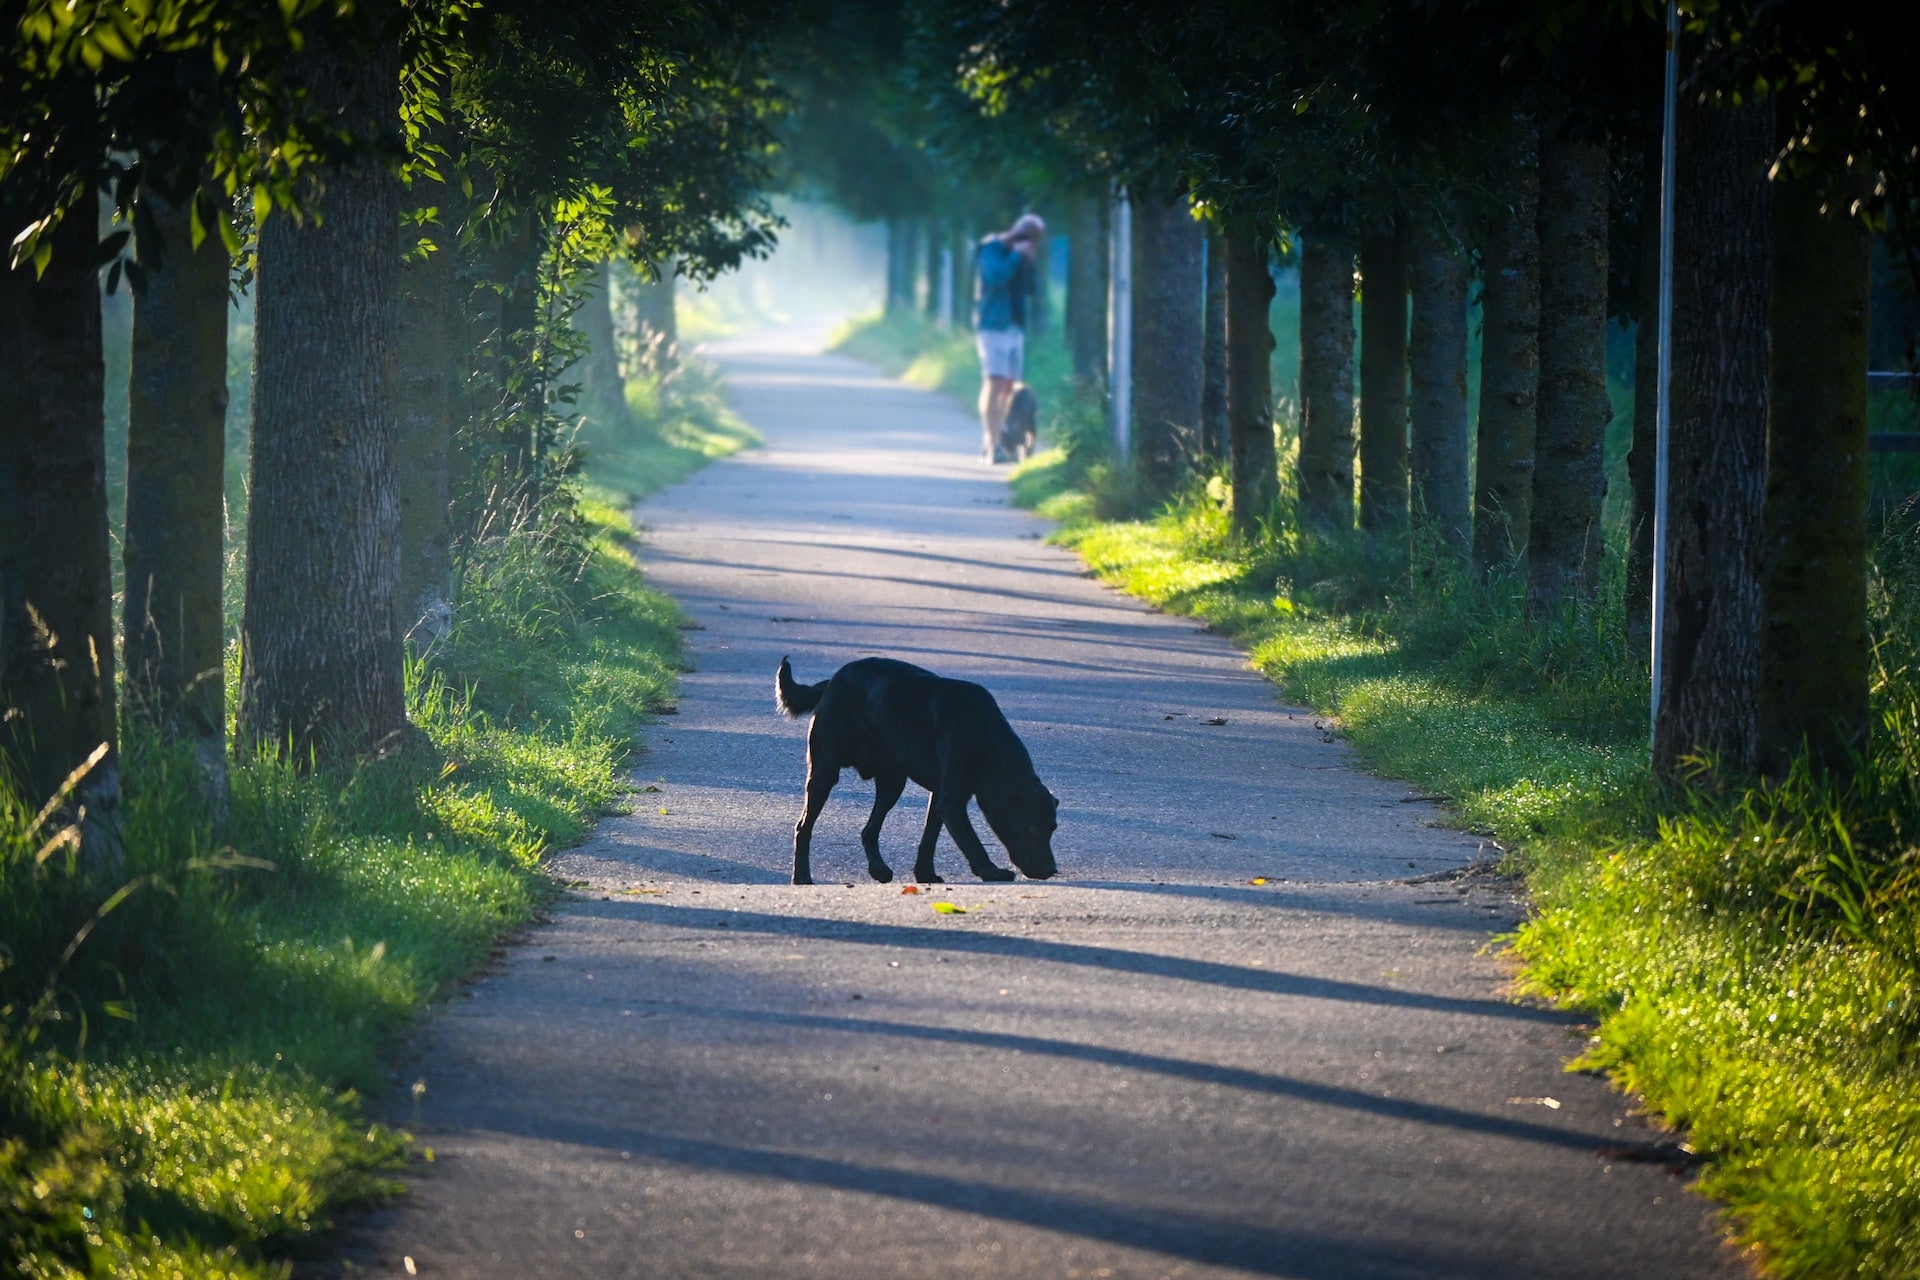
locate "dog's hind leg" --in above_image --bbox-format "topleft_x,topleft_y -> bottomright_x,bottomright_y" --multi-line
860,772 -> 905,883
912,792 -> 945,884
792,770 -> 837,886
941,794 -> 1016,883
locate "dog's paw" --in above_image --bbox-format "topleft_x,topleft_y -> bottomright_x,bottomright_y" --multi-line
867,861 -> 894,884
977,864 -> 1017,883
792,873 -> 815,886
914,871 -> 945,885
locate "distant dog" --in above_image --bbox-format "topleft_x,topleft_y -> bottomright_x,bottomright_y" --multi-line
1000,382 -> 1038,462
775,656 -> 1058,885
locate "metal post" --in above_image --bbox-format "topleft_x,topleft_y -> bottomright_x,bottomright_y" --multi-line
1650,0 -> 1678,743
1109,187 -> 1133,460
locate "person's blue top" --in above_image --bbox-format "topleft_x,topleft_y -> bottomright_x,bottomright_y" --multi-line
975,237 -> 1030,332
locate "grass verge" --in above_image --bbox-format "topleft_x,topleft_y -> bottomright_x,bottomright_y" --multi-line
833,307 -> 1920,1277
1011,444 -> 1920,1277
1,360 -> 752,1278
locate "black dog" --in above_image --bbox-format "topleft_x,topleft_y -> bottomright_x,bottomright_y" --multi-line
1000,382 -> 1038,462
775,656 -> 1058,885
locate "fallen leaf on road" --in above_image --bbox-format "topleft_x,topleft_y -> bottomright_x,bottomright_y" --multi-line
1507,1096 -> 1562,1109
1248,877 -> 1268,885
932,902 -> 967,914
657,807 -> 669,815
1203,716 -> 1228,726
900,885 -> 920,894
618,887 -> 669,895
404,1257 -> 417,1276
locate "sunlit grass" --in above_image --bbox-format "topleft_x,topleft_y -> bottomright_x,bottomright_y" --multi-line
3,379 -> 709,1276
986,335 -> 1920,1278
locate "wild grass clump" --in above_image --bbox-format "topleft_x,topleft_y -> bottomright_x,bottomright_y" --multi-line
2,406 -> 729,1276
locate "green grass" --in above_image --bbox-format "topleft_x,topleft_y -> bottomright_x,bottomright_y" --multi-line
2,363 -> 751,1278
1007,449 -> 1920,1276
827,284 -> 1920,1277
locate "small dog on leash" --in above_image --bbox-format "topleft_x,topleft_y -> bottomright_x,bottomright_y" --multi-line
775,656 -> 1058,885
999,382 -> 1038,463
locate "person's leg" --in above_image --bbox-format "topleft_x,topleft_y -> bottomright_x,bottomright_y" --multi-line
983,375 -> 1013,459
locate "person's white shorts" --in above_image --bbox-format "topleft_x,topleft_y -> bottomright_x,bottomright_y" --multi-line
976,327 -> 1025,381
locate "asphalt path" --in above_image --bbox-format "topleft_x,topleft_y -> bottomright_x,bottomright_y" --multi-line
331,330 -> 1741,1279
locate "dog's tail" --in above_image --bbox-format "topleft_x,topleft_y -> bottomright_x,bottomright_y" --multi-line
775,656 -> 828,718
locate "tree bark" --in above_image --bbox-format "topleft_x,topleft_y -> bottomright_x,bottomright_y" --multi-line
238,30 -> 407,761
885,217 -> 911,316
1226,229 -> 1278,536
923,218 -> 943,319
1407,208 -> 1471,558
573,260 -> 633,434
1474,132 -> 1541,576
1067,196 -> 1108,389
1653,97 -> 1772,779
951,225 -> 974,330
1528,136 -> 1611,610
1130,196 -> 1205,491
629,259 -> 678,369
1625,149 -> 1661,654
394,216 -> 457,646
495,209 -> 542,485
1757,172 -> 1870,777
1359,225 -> 1409,535
1298,227 -> 1357,530
1201,230 -> 1229,460
123,189 -> 230,757
0,204 -> 121,847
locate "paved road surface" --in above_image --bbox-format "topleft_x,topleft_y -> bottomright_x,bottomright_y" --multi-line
332,331 -> 1740,1279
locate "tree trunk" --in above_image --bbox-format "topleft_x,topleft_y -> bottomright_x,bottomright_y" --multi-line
1625,149 -> 1661,654
495,209 -> 542,486
1201,230 -> 1228,459
1407,208 -> 1471,558
124,188 -> 230,761
394,214 -> 457,646
1226,229 -> 1278,536
951,226 -> 974,330
1757,172 -> 1871,777
632,260 -> 677,368
1067,196 -> 1108,390
885,218 -> 911,316
1653,97 -> 1772,779
237,30 -> 407,761
1298,227 -> 1357,529
1528,136 -> 1611,610
1474,132 -> 1541,576
1130,196 -> 1205,491
923,218 -> 943,318
1028,227 -> 1050,336
0,205 -> 121,849
574,260 -> 633,434
1359,225 -> 1409,535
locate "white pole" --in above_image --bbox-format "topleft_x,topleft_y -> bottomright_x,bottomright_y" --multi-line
1109,187 -> 1133,460
1650,0 -> 1679,743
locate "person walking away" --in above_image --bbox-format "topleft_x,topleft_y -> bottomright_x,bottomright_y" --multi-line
975,213 -> 1046,463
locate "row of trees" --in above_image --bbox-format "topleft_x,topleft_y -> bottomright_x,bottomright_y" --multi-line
937,0 -> 1913,784
1,0 -> 782,856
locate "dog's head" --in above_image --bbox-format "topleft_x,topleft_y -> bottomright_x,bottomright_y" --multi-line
982,780 -> 1059,880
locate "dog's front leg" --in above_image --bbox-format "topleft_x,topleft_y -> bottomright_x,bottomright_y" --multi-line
792,774 -> 836,886
942,794 -> 1015,883
912,791 -> 945,884
860,772 -> 905,883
